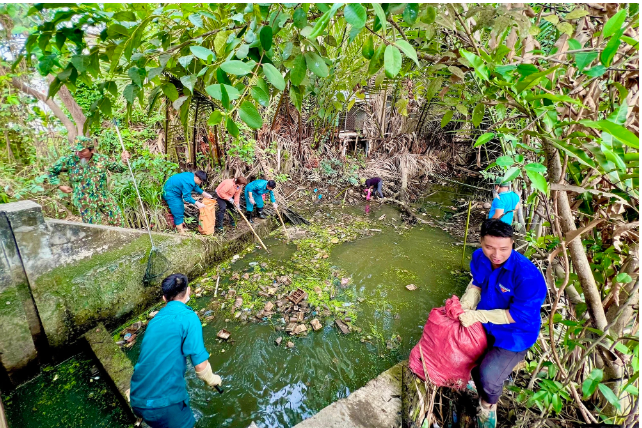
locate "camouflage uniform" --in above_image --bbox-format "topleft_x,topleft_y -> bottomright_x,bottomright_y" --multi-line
49,137 -> 126,226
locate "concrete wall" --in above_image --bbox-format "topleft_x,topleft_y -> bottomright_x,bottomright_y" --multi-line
0,201 -> 272,386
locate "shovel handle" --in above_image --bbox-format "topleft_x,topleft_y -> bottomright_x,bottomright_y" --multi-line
215,385 -> 224,394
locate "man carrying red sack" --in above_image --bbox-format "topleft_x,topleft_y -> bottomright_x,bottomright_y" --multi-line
458,219 -> 546,428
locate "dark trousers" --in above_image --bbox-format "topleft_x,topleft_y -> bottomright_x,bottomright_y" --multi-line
215,196 -> 236,228
133,400 -> 195,428
471,337 -> 528,404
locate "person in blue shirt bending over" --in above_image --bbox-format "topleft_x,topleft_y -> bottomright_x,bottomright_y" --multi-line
488,179 -> 520,225
458,219 -> 545,428
245,179 -> 277,223
163,171 -> 214,235
130,274 -> 222,428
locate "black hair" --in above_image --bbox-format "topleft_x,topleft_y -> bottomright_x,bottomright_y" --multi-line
162,273 -> 189,301
480,219 -> 513,239
267,180 -> 277,189
195,170 -> 207,182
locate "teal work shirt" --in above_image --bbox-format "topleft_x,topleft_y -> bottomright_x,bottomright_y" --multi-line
130,301 -> 209,409
488,191 -> 520,224
245,179 -> 275,203
471,249 -> 546,352
163,172 -> 203,204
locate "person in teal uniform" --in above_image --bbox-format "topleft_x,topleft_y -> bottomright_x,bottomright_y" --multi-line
163,171 -> 213,234
130,273 -> 222,428
244,179 -> 277,222
488,179 -> 520,225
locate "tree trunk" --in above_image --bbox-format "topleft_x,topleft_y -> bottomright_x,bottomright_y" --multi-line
50,77 -> 86,138
11,78 -> 78,144
4,129 -> 14,163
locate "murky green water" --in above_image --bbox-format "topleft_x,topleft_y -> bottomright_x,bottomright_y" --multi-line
124,200 -> 471,428
2,354 -> 132,428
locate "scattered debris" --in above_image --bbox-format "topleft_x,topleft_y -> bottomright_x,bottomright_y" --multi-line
406,284 -> 418,291
264,301 -> 274,312
275,337 -> 283,346
217,329 -> 231,340
287,288 -> 308,305
148,311 -> 159,319
286,341 -> 295,348
311,319 -> 323,331
335,319 -> 350,334
291,324 -> 307,335
340,278 -> 350,287
378,214 -> 386,220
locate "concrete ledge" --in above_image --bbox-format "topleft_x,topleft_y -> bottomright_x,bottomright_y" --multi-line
293,361 -> 404,428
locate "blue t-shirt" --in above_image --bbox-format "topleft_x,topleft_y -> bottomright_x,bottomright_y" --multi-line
245,179 -> 275,202
488,191 -> 520,224
163,172 -> 203,204
471,248 -> 546,352
130,301 -> 209,409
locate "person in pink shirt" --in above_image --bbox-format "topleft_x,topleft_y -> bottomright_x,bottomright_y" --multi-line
215,176 -> 247,233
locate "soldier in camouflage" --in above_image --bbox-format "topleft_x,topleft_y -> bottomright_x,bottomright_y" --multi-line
49,136 -> 130,226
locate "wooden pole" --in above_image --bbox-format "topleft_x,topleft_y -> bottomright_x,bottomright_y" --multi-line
461,200 -> 472,268
275,206 -> 289,242
234,207 -> 269,253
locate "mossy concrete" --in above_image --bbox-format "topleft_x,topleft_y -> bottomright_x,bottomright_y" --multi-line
0,200 -> 274,384
293,361 -> 404,428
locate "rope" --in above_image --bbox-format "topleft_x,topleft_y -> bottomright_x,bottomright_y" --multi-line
113,121 -> 155,249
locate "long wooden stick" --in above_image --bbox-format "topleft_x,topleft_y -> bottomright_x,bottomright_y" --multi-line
461,200 -> 472,268
234,207 -> 269,253
275,206 -> 289,242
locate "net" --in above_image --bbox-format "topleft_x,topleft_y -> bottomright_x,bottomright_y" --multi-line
143,247 -> 171,286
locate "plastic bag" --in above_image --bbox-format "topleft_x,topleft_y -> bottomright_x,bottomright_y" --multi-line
408,295 -> 487,388
198,198 -> 217,235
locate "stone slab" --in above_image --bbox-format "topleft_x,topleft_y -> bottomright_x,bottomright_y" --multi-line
293,361 -> 404,428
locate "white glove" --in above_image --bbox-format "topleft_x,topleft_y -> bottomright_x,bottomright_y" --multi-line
195,201 -> 206,209
273,202 -> 278,209
460,283 -> 481,310
202,192 -> 213,199
195,362 -> 222,387
228,198 -> 235,204
459,309 -> 510,328
249,196 -> 255,205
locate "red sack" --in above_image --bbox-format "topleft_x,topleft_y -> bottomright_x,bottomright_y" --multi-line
408,295 -> 487,388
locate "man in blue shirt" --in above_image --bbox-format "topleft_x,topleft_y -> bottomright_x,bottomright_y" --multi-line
245,179 -> 277,222
488,179 -> 520,225
458,219 -> 546,428
130,274 -> 222,428
163,171 -> 213,235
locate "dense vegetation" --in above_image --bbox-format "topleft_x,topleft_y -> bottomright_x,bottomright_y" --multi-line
0,3 -> 638,426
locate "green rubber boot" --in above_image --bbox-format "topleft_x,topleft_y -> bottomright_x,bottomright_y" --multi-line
477,401 -> 497,428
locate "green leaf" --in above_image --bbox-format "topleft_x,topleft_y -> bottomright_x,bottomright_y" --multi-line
567,38 -> 582,50
251,86 -> 270,107
403,3 -> 419,25
582,369 -> 603,399
448,65 -> 465,80
180,74 -> 197,93
128,66 -> 144,87
190,46 -> 215,63
616,272 -> 633,283
368,44 -> 385,75
515,66 -> 560,94
575,51 -> 598,72
260,26 -> 273,51
603,9 -> 627,38
238,101 -> 263,129
293,8 -> 307,29
474,132 -> 494,147
262,63 -> 286,90
580,119 -> 639,149
496,156 -> 514,167
161,83 -> 179,102
459,49 -> 489,81
384,45 -> 402,78
455,104 -> 468,116
472,103 -> 485,127
525,162 -> 547,173
188,14 -> 203,29
220,60 -> 254,76
178,55 -> 194,69
113,11 -> 137,22
527,170 -> 548,194
552,394 -> 562,414
220,84 -> 230,110
207,110 -> 223,126
598,384 -> 622,411
304,52 -> 329,78
99,97 -> 112,116
290,55 -> 307,86
441,110 -> 453,128
226,117 -> 239,137
123,83 -> 139,104
601,29 -> 624,67
395,40 -> 420,66
107,24 -> 129,38
71,55 -> 91,73
525,93 -> 585,106
557,22 -> 574,36
502,166 -> 521,183
584,65 -> 607,77
205,84 -> 241,101
372,3 -> 387,32
344,4 -> 366,28
362,36 -> 375,59
565,8 -> 589,20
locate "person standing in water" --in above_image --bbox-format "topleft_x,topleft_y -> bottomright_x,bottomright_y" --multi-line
48,136 -> 130,226
163,171 -> 213,235
130,273 -> 222,428
488,178 -> 520,225
458,219 -> 545,428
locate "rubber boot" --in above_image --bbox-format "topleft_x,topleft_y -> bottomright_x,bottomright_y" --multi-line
247,210 -> 254,223
228,211 -> 236,228
258,208 -> 267,219
215,227 -> 224,234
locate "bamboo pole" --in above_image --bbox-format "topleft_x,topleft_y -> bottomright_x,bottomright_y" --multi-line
275,206 -> 289,242
234,207 -> 269,253
461,200 -> 472,268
